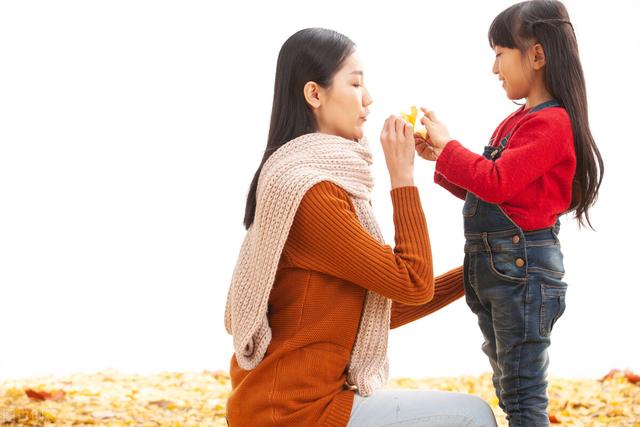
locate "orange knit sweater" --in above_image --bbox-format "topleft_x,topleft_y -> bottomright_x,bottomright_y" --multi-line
226,181 -> 464,426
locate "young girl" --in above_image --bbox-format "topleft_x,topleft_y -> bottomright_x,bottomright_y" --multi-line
415,1 -> 603,426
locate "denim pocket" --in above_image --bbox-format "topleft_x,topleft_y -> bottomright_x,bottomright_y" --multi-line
486,250 -> 528,283
527,245 -> 565,278
463,193 -> 479,217
540,280 -> 567,336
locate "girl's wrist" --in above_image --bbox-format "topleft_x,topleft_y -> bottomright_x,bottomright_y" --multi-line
434,140 -> 451,159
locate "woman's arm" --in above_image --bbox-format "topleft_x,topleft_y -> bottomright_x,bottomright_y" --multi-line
283,181 -> 435,305
390,266 -> 464,329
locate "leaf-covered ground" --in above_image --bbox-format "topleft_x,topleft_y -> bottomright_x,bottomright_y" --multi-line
1,369 -> 638,426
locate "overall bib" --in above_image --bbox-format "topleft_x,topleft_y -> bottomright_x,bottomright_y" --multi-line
463,100 -> 568,427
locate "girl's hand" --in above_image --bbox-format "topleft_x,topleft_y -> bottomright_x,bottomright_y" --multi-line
414,134 -> 438,161
420,107 -> 452,158
380,115 -> 415,189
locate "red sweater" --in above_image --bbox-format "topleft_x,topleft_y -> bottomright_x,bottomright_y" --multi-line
434,105 -> 576,231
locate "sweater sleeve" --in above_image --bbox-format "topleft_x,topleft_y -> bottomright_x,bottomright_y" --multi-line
435,111 -> 573,204
283,181 -> 435,306
434,172 -> 467,200
390,266 -> 464,329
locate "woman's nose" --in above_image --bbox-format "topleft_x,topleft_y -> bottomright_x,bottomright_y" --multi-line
363,87 -> 373,106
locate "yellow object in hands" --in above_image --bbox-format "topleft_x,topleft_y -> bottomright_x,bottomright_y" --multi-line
400,106 -> 419,127
400,105 -> 427,138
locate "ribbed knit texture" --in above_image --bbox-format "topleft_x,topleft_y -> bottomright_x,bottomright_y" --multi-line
225,179 -> 465,426
225,132 -> 393,396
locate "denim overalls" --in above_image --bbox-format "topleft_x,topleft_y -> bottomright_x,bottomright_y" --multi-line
463,100 -> 567,427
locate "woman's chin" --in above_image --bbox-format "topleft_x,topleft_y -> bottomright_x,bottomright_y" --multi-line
330,126 -> 363,141
353,126 -> 364,140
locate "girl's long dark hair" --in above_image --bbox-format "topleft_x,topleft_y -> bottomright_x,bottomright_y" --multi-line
489,0 -> 604,229
243,28 -> 355,230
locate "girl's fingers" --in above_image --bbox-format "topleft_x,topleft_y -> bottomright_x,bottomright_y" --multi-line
421,116 -> 433,128
420,107 -> 437,122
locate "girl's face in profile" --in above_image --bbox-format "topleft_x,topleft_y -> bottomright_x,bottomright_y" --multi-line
309,52 -> 373,141
493,45 -> 530,100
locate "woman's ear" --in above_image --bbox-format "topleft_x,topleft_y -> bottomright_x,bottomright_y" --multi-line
531,43 -> 546,70
303,81 -> 322,109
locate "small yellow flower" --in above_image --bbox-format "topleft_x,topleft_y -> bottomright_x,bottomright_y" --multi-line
400,106 -> 419,127
400,105 -> 427,138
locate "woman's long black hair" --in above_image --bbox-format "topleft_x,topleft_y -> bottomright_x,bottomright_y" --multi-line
489,0 -> 604,229
243,28 -> 355,230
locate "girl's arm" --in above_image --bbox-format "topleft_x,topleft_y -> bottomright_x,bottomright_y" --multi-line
283,181 -> 435,306
390,265 -> 464,329
434,172 -> 467,200
423,110 -> 573,204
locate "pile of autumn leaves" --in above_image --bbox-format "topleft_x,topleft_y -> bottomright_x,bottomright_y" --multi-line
1,369 -> 639,426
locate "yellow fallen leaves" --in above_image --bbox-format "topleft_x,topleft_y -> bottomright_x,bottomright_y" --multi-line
389,370 -> 640,426
1,370 -> 230,427
1,369 -> 638,426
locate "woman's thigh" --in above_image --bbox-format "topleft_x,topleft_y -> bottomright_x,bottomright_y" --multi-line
347,388 -> 498,427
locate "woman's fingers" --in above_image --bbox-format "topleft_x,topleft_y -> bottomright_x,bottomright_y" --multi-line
382,115 -> 414,144
382,115 -> 417,146
380,117 -> 390,142
381,116 -> 394,146
403,122 -> 414,140
388,115 -> 398,141
393,115 -> 405,137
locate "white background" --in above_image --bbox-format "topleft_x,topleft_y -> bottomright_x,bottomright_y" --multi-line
1,0 -> 638,381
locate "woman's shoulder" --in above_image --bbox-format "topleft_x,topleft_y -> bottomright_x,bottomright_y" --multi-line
300,181 -> 355,212
289,181 -> 359,237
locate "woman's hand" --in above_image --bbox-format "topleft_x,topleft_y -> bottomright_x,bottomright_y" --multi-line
380,115 -> 415,189
419,107 -> 452,159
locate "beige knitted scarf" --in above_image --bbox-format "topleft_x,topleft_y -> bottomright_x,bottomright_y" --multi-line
224,132 -> 391,396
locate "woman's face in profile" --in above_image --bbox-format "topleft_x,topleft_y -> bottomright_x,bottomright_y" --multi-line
311,52 -> 373,141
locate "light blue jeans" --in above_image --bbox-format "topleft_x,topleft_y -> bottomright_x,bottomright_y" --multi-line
347,389 -> 498,427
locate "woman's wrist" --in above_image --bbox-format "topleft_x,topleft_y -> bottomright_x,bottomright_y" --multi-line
390,175 -> 415,189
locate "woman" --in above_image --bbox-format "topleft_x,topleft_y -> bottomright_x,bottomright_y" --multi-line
224,28 -> 498,427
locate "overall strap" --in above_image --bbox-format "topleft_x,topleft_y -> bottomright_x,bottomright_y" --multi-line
491,99 -> 561,159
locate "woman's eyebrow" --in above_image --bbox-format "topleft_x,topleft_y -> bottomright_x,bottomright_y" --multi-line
350,70 -> 364,76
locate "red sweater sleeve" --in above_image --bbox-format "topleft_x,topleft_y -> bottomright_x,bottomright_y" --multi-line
390,265 -> 465,329
283,181 -> 435,306
435,111 -> 573,204
434,172 -> 467,200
